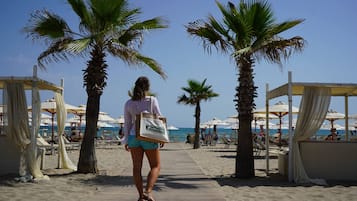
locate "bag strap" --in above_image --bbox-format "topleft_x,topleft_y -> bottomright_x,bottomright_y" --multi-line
150,96 -> 153,113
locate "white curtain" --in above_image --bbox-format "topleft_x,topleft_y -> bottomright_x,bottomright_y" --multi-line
55,93 -> 77,171
3,82 -> 31,151
292,86 -> 331,184
3,82 -> 47,179
29,83 -> 48,179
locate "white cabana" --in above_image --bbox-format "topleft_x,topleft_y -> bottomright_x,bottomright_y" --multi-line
0,66 -> 76,180
264,71 -> 357,183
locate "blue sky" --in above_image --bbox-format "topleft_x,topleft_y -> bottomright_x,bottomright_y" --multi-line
1,0 -> 357,127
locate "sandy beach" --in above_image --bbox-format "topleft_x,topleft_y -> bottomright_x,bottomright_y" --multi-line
0,142 -> 357,201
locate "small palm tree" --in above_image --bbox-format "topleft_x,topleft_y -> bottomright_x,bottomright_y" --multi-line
24,0 -> 167,173
177,79 -> 219,149
186,0 -> 305,178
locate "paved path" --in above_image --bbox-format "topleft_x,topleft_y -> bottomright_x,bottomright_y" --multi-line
89,143 -> 226,201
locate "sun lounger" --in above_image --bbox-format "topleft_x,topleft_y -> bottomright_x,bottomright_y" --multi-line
37,135 -> 57,154
63,136 -> 80,150
221,136 -> 232,148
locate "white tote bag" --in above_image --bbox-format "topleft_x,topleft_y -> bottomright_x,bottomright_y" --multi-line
135,97 -> 169,143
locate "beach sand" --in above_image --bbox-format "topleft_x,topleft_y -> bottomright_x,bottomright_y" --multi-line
0,142 -> 357,201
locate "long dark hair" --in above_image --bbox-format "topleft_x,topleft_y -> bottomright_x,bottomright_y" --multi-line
132,76 -> 150,101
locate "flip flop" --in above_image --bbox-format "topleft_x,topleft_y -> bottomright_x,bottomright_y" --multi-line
143,192 -> 156,201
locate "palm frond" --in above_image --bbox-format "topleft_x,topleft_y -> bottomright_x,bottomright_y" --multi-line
67,0 -> 91,26
115,30 -> 142,46
37,37 -> 76,68
66,38 -> 91,53
24,10 -> 72,41
130,17 -> 168,30
269,19 -> 305,35
135,54 -> 167,79
186,20 -> 229,54
107,43 -> 166,79
258,36 -> 305,66
91,0 -> 128,24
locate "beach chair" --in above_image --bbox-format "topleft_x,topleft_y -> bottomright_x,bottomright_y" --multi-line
63,136 -> 80,150
37,135 -> 56,154
221,136 -> 232,148
253,135 -> 266,156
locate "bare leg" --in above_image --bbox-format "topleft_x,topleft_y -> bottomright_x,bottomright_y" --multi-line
130,147 -> 145,199
144,148 -> 160,200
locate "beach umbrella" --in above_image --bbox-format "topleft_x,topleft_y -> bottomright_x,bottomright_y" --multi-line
97,121 -> 114,128
67,116 -> 114,128
113,115 -> 125,127
204,117 -> 229,134
230,113 -> 279,131
255,101 -> 299,144
203,117 -> 229,129
224,116 -> 239,129
98,112 -> 116,123
28,112 -> 52,126
255,101 -> 299,129
79,111 -> 116,128
28,98 -> 84,143
69,104 -> 86,132
205,117 -> 229,126
325,109 -> 345,129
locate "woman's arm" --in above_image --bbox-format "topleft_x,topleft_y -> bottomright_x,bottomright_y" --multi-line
122,101 -> 132,144
152,97 -> 162,116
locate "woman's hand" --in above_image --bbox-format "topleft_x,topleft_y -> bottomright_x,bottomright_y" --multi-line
125,144 -> 130,151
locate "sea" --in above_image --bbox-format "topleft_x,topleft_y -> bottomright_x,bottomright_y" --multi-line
39,126 -> 351,142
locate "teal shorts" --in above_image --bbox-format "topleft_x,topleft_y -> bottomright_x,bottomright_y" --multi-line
128,135 -> 159,150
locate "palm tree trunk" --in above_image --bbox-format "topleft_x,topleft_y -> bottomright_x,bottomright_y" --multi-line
193,102 -> 201,149
77,45 -> 107,173
78,94 -> 99,173
235,57 -> 256,178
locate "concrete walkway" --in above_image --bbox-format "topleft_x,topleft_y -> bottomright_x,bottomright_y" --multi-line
89,143 -> 227,201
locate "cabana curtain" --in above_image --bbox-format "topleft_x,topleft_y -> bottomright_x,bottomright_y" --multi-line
3,82 -> 46,179
292,86 -> 331,184
55,93 -> 77,170
2,80 -> 76,179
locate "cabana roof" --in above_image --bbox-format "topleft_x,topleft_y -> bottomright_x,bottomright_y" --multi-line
268,82 -> 357,99
0,76 -> 63,93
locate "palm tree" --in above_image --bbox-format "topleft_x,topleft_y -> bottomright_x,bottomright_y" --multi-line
24,0 -> 167,173
186,0 -> 305,178
177,79 -> 219,149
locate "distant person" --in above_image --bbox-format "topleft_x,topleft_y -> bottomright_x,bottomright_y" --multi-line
325,128 -> 340,141
185,134 -> 191,144
70,126 -> 82,142
117,127 -> 124,145
205,128 -> 212,145
200,127 -> 206,142
123,76 -> 164,201
258,125 -> 265,142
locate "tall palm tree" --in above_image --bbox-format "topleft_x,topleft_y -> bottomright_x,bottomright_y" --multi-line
186,0 -> 305,178
177,79 -> 219,149
24,0 -> 167,173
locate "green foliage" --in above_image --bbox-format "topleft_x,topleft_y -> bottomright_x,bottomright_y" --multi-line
186,0 -> 305,177
177,79 -> 219,105
24,0 -> 168,173
24,0 -> 168,77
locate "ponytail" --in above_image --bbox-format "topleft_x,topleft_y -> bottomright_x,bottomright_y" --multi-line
132,76 -> 150,101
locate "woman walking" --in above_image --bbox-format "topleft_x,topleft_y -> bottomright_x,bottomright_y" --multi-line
123,76 -> 163,201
